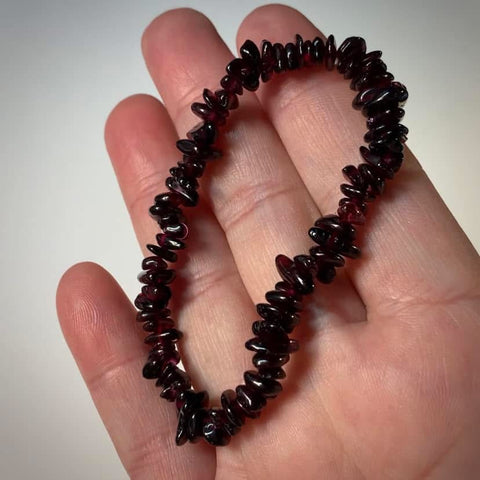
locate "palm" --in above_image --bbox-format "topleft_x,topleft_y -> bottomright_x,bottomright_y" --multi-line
57,5 -> 480,479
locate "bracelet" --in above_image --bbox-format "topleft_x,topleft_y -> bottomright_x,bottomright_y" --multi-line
134,33 -> 408,447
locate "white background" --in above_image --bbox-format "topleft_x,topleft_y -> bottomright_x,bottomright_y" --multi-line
1,0 -> 479,478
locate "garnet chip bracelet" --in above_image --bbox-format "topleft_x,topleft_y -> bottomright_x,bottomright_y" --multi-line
133,33 -> 409,446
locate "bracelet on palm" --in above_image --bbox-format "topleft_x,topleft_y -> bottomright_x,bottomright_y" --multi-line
134,33 -> 409,446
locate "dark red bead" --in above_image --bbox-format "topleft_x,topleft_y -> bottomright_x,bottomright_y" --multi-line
226,58 -> 259,92
162,222 -> 189,239
154,191 -> 183,208
142,318 -> 175,332
298,39 -> 314,67
365,123 -> 408,143
245,333 -> 299,356
214,89 -> 239,110
156,233 -> 185,250
353,83 -> 408,115
342,165 -> 366,189
135,293 -> 165,312
309,247 -> 346,268
353,72 -> 394,92
337,199 -> 367,225
165,177 -> 198,208
366,107 -> 405,130
273,43 -> 287,72
203,409 -> 232,446
336,36 -> 366,74
295,34 -> 305,68
157,365 -> 191,402
258,367 -> 286,380
187,408 -> 208,443
159,381 -> 190,402
256,303 -> 300,333
252,320 -> 286,337
146,244 -> 178,263
240,39 -> 261,68
235,385 -> 266,416
220,74 -> 243,95
191,102 -> 226,125
358,163 -> 385,196
176,390 -> 209,446
149,205 -> 185,224
141,256 -> 167,271
265,290 -> 303,311
187,121 -> 217,146
142,359 -> 165,379
312,36 -> 325,63
221,389 -> 246,427
145,326 -> 182,343
260,40 -> 275,82
274,281 -> 298,298
337,36 -> 366,59
244,370 -> 282,398
252,353 -> 290,369
285,42 -> 300,70
138,268 -> 176,286
136,309 -> 171,323
325,34 -> 336,70
340,183 -> 365,200
275,254 -> 314,295
359,146 -> 395,179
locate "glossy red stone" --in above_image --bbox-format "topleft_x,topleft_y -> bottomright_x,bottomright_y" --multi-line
252,353 -> 290,369
325,34 -> 337,70
220,74 -> 243,95
144,328 -> 183,345
136,309 -> 171,322
203,409 -> 232,446
155,233 -> 185,251
235,385 -> 266,415
191,102 -> 226,125
336,36 -> 366,74
337,199 -> 367,225
221,389 -> 246,427
265,290 -> 303,311
260,40 -> 275,82
366,107 -> 405,129
275,254 -> 314,295
244,370 -> 283,398
162,222 -> 189,239
358,163 -> 385,196
273,43 -> 287,72
240,39 -> 261,67
165,177 -> 199,207
285,42 -> 300,70
258,367 -> 286,380
187,121 -> 217,146
187,408 -> 208,443
312,36 -> 325,63
176,390 -> 209,445
359,146 -> 395,179
142,318 -> 175,332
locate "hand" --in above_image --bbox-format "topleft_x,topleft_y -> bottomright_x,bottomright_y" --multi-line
56,5 -> 480,479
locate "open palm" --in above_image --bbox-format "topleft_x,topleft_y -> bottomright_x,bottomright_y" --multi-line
56,5 -> 480,479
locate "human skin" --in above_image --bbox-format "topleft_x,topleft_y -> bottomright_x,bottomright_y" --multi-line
56,5 -> 480,479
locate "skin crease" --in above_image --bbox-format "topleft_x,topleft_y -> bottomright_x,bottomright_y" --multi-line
56,5 -> 480,480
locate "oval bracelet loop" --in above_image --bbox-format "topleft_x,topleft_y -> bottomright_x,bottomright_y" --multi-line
134,33 -> 409,447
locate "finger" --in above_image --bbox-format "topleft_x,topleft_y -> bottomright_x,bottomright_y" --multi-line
105,94 -> 259,396
237,4 -> 480,314
56,262 -> 215,479
141,8 -> 366,322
